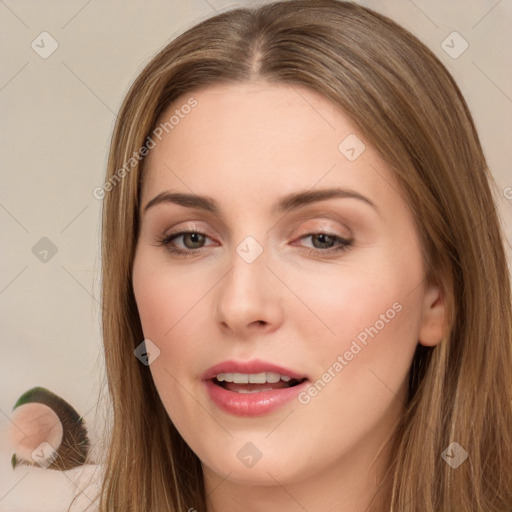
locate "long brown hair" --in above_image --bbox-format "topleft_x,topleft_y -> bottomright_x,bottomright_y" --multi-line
85,1 -> 512,510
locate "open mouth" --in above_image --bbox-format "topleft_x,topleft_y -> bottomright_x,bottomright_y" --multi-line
204,367 -> 310,415
212,372 -> 308,393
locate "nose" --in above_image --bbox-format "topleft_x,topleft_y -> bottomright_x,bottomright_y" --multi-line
215,240 -> 283,337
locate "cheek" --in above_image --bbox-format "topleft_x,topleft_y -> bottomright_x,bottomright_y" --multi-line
132,252 -> 216,392
132,250 -> 207,340
132,260 -> 206,433
288,253 -> 424,392
295,264 -> 420,342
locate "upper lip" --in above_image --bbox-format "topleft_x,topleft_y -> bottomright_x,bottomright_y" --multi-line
202,359 -> 308,381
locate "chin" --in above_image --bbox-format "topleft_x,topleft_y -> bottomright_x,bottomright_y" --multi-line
201,446 -> 307,486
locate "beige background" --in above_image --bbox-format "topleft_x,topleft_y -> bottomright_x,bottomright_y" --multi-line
0,0 -> 511,507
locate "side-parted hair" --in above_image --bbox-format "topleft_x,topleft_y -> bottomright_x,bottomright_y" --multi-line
85,1 -> 512,510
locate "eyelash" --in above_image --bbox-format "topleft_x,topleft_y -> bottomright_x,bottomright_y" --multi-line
154,230 -> 353,258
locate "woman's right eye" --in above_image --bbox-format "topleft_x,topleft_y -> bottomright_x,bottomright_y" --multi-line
155,230 -> 214,257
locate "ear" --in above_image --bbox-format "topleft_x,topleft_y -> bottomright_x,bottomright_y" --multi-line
418,282 -> 447,347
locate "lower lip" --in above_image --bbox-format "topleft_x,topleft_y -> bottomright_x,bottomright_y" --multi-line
204,379 -> 309,417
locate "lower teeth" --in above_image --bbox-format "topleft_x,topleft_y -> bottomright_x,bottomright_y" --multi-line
215,379 -> 305,393
235,388 -> 274,394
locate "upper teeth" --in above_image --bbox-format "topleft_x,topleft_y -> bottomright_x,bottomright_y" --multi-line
216,372 -> 292,384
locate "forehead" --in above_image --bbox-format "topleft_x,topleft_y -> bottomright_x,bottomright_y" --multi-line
141,81 -> 400,214
151,81 -> 350,156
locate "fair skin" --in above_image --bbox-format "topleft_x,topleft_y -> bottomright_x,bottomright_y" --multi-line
132,81 -> 446,512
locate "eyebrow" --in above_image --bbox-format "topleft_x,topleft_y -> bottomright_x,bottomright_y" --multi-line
143,187 -> 379,216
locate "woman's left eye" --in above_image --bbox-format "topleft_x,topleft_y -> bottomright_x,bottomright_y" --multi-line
154,230 -> 353,258
295,232 -> 353,255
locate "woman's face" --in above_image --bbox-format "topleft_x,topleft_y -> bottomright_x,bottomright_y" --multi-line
132,82 -> 445,493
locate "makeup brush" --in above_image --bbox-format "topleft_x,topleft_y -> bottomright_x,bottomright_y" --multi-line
8,387 -> 90,471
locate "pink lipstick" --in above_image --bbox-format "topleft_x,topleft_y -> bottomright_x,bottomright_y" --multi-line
202,359 -> 309,417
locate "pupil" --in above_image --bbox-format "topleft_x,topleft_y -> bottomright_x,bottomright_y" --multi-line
313,234 -> 333,249
186,233 -> 204,248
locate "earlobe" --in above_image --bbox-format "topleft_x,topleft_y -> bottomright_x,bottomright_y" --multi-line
418,283 -> 447,347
